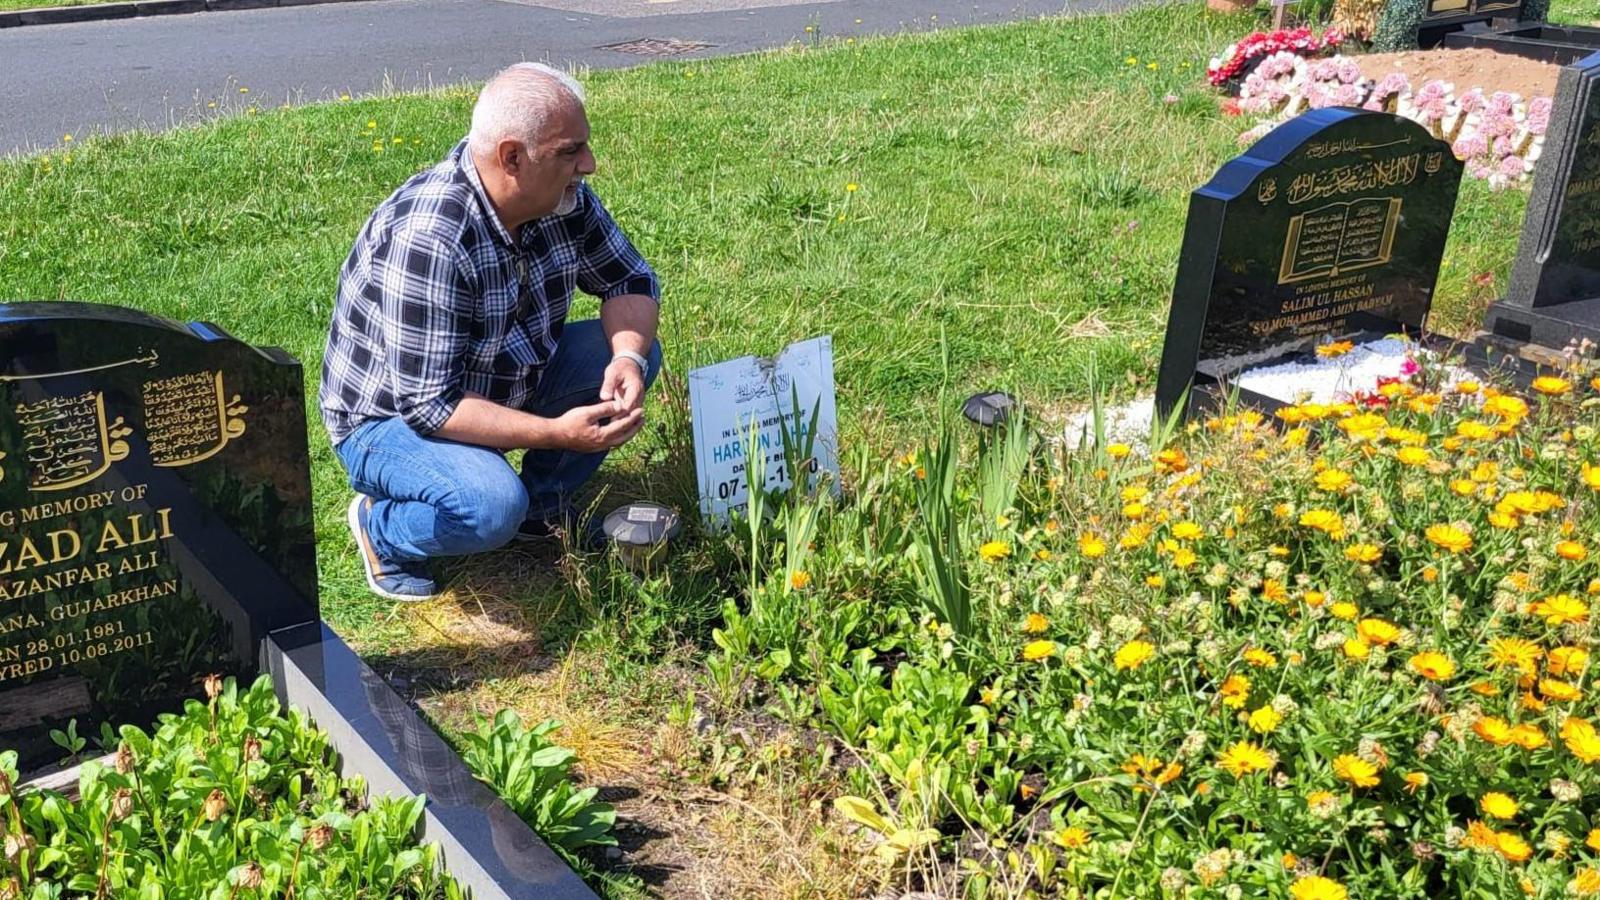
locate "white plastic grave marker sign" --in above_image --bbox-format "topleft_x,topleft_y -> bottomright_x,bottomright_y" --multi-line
688,336 -> 839,525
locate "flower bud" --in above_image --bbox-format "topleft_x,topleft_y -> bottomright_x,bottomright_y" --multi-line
110,788 -> 133,822
237,862 -> 263,889
203,789 -> 228,822
203,674 -> 223,701
114,744 -> 135,775
307,823 -> 334,851
243,736 -> 262,762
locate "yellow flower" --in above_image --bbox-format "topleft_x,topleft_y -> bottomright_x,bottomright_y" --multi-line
1457,420 -> 1495,440
1540,678 -> 1582,702
1532,594 -> 1589,626
1343,543 -> 1382,563
1315,341 -> 1354,359
1023,612 -> 1049,634
1215,741 -> 1273,778
1584,463 -> 1600,491
1451,478 -> 1477,496
1171,521 -> 1204,541
1053,826 -> 1091,850
1532,375 -> 1573,395
1483,394 -> 1529,419
1355,618 -> 1400,647
1219,674 -> 1251,708
1495,831 -> 1532,863
1173,548 -> 1198,569
1106,443 -> 1131,459
1145,574 -> 1165,588
1330,601 -> 1359,621
1114,640 -> 1155,671
1572,869 -> 1600,897
1260,579 -> 1290,603
1338,413 -> 1386,440
1315,469 -> 1353,492
1298,509 -> 1347,540
1343,638 -> 1371,659
979,541 -> 1011,561
1562,717 -> 1600,763
1588,829 -> 1600,852
1022,640 -> 1058,662
1333,753 -> 1380,788
1078,534 -> 1108,559
1488,638 -> 1543,675
1425,523 -> 1473,554
1549,646 -> 1590,677
1243,647 -> 1277,667
1247,705 -> 1282,734
1395,446 -> 1432,466
1509,723 -> 1547,750
789,570 -> 812,590
1409,651 -> 1455,681
1480,791 -> 1518,820
1456,380 -> 1481,394
1558,540 -> 1589,561
1403,771 -> 1428,794
1289,875 -> 1348,900
1475,716 -> 1514,746
845,182 -> 859,193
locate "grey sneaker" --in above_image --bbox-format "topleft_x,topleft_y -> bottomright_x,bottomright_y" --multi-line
347,495 -> 438,601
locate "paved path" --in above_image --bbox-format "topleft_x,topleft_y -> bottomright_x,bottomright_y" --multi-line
0,0 -> 1115,156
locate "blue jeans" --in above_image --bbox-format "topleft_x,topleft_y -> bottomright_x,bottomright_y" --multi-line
334,320 -> 663,564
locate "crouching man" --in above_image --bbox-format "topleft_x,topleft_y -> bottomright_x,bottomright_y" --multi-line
320,62 -> 662,601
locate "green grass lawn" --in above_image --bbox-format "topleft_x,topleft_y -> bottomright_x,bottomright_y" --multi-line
0,4 -> 1534,641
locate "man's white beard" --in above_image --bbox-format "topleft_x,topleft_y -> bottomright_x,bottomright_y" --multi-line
554,183 -> 581,216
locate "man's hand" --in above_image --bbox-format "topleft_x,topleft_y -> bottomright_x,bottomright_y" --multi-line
553,400 -> 644,453
600,357 -> 647,415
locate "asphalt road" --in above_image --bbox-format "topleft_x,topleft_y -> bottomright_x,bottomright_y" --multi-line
0,0 -> 1116,156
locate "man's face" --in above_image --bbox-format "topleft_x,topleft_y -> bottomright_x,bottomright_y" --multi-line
515,101 -> 596,219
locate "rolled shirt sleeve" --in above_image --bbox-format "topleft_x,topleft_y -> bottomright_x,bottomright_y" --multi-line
575,184 -> 661,303
372,229 -> 474,435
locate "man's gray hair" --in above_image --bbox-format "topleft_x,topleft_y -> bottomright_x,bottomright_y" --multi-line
468,62 -> 586,157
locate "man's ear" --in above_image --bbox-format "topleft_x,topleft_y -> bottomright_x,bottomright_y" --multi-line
497,139 -> 525,176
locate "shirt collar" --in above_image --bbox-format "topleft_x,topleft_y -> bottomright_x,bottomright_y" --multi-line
454,140 -> 520,249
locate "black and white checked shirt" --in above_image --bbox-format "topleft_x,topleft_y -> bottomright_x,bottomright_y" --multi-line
320,140 -> 660,445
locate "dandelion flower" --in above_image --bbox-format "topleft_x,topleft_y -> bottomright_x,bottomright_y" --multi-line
1403,771 -> 1428,794
1315,469 -> 1353,492
979,541 -> 1011,561
1053,826 -> 1091,850
1078,534 -> 1108,558
1549,646 -> 1590,676
789,570 -> 812,590
1023,612 -> 1049,634
1243,647 -> 1277,667
1299,508 -> 1347,539
1315,341 -> 1354,359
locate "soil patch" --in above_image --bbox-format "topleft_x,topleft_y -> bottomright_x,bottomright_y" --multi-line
1355,47 -> 1560,99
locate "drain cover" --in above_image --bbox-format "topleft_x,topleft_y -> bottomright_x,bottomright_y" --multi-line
598,37 -> 713,56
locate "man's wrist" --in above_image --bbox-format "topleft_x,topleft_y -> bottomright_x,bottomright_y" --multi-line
612,349 -> 650,377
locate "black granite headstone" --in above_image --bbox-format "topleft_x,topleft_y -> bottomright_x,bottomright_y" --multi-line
1486,52 -> 1600,349
0,302 -> 318,769
1155,108 -> 1464,418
